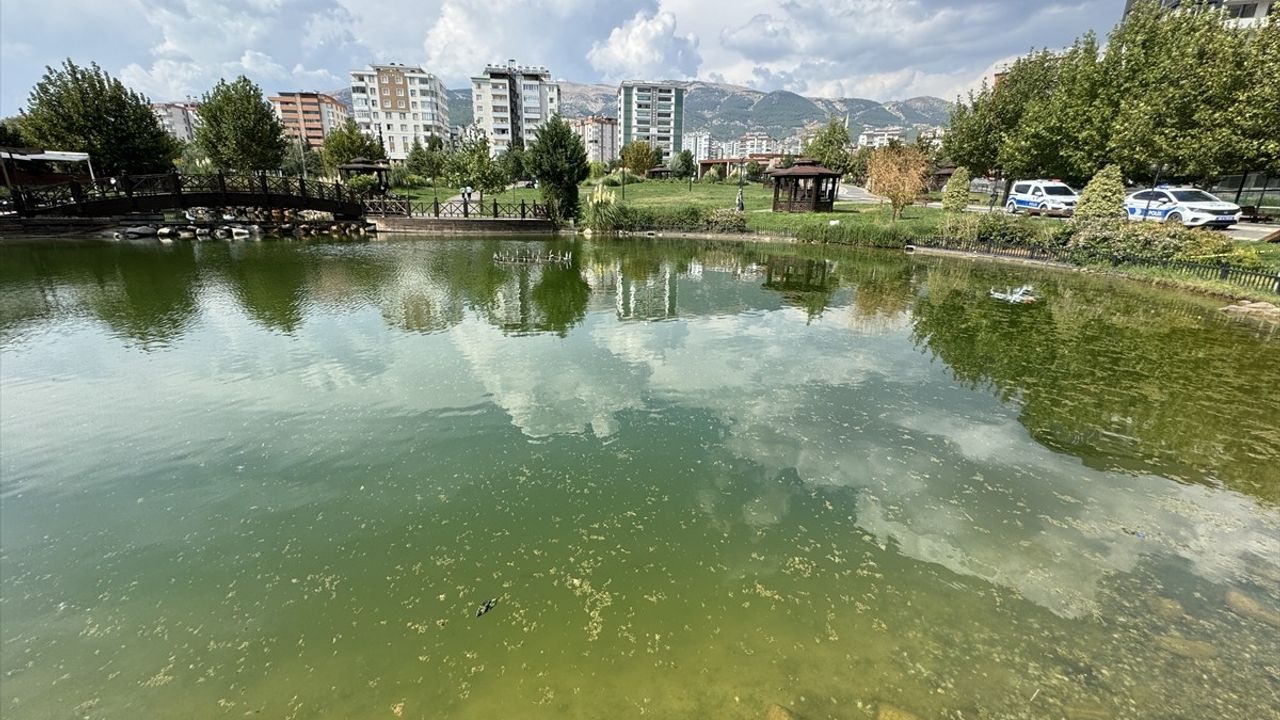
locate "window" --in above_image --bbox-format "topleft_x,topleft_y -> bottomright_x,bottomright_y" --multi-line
398,100 -> 405,109
1013,183 -> 1031,194
411,102 -> 418,110
401,124 -> 407,131
382,87 -> 390,95
1132,190 -> 1159,202
1170,189 -> 1218,202
409,89 -> 417,97
399,112 -> 407,120
372,112 -> 379,119
396,88 -> 404,96
1227,3 -> 1258,18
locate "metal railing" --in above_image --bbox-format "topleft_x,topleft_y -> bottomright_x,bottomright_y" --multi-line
10,171 -> 367,215
363,195 -> 550,220
911,237 -> 1280,295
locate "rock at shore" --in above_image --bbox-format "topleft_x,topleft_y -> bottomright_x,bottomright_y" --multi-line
1147,596 -> 1185,622
765,703 -> 799,720
1225,589 -> 1280,628
1221,300 -> 1280,323
877,704 -> 922,720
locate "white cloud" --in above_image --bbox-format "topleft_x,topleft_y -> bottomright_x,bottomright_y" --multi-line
587,10 -> 701,82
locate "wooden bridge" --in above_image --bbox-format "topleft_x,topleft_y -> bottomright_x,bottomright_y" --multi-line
7,172 -> 368,219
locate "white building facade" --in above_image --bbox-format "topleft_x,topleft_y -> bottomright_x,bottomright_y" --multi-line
569,115 -> 619,164
857,128 -> 903,148
349,63 -> 450,161
151,101 -> 201,143
471,61 -> 560,155
682,131 -> 715,161
617,82 -> 685,162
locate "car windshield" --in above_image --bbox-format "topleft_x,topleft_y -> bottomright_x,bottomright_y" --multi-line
1043,186 -> 1077,196
1170,190 -> 1219,202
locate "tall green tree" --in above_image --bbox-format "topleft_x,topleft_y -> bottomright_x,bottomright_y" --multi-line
941,166 -> 972,214
195,76 -> 287,173
944,82 -> 1001,178
1073,164 -> 1128,223
446,128 -> 505,197
621,141 -> 659,177
281,143 -> 323,178
20,60 -> 177,174
528,115 -> 589,222
0,118 -> 27,147
1105,0 -> 1248,181
671,149 -> 696,179
320,119 -> 385,175
1231,13 -> 1280,173
802,118 -> 853,175
501,137 -> 528,183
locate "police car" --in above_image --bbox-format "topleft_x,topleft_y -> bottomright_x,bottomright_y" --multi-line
1005,180 -> 1079,217
1124,187 -> 1241,228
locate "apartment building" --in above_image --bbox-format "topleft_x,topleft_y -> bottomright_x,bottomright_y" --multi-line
471,61 -> 561,155
739,131 -> 777,155
617,82 -> 685,162
682,131 -> 715,161
569,115 -> 619,164
349,63 -> 450,161
269,92 -> 350,148
1124,0 -> 1276,24
857,128 -> 903,148
151,101 -> 201,143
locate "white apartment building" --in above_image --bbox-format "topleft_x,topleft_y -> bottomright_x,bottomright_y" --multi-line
569,115 -> 619,164
349,63 -> 450,161
857,127 -> 903,148
618,82 -> 685,162
683,131 -> 715,161
739,131 -> 777,155
471,61 -> 560,155
1125,0 -> 1276,25
151,101 -> 201,142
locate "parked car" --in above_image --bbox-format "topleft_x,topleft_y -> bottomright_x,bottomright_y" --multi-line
1005,180 -> 1080,217
1124,186 -> 1241,228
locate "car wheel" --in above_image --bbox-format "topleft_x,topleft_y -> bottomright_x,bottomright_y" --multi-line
1038,203 -> 1050,216
1165,212 -> 1183,225
1005,201 -> 1018,215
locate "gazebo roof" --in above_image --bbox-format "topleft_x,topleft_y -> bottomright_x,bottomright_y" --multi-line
766,158 -> 842,178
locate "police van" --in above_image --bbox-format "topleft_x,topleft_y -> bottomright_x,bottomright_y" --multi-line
1124,186 -> 1241,228
1005,180 -> 1079,217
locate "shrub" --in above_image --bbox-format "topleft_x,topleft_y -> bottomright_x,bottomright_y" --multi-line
584,185 -> 625,234
345,174 -> 380,193
389,166 -> 427,189
705,209 -> 747,233
1074,164 -> 1127,223
699,171 -> 722,184
941,166 -> 972,214
939,213 -> 980,242
975,213 -> 1037,245
795,222 -> 919,248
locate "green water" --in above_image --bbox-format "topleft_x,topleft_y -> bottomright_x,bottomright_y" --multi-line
1,237 -> 1278,720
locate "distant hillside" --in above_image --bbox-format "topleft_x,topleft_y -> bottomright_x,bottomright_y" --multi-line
337,80 -> 952,140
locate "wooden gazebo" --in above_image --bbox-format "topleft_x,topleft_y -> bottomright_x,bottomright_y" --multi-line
767,158 -> 841,213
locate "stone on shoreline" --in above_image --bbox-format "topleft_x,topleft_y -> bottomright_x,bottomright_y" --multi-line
1221,300 -> 1280,323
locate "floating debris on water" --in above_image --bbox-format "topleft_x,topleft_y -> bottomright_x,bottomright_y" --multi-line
476,598 -> 498,618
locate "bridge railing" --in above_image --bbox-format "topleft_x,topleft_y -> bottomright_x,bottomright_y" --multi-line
11,171 -> 369,215
363,195 -> 550,220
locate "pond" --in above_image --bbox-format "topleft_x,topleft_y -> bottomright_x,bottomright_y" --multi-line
1,236 -> 1278,719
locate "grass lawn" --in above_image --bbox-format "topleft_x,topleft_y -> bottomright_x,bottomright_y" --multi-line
1235,238 -> 1280,272
395,185 -> 544,206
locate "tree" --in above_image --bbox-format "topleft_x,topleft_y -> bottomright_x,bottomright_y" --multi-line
195,76 -> 287,173
745,160 -> 764,182
866,144 -> 929,222
527,115 -> 589,222
321,119 -> 385,175
847,146 -> 873,185
621,141 -> 658,177
446,128 -> 505,198
802,118 -> 853,175
500,137 -> 528,184
20,60 -> 177,174
1073,164 -> 1127,223
941,166 -> 972,214
671,149 -> 696,179
282,143 -> 323,178
1230,12 -> 1280,173
0,118 -> 27,147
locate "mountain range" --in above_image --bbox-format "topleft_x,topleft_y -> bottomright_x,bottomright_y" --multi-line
448,81 -> 952,142
334,81 -> 953,142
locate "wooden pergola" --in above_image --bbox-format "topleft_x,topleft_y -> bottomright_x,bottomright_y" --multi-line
767,158 -> 841,213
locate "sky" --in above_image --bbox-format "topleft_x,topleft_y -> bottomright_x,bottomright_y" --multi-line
0,0 -> 1123,115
